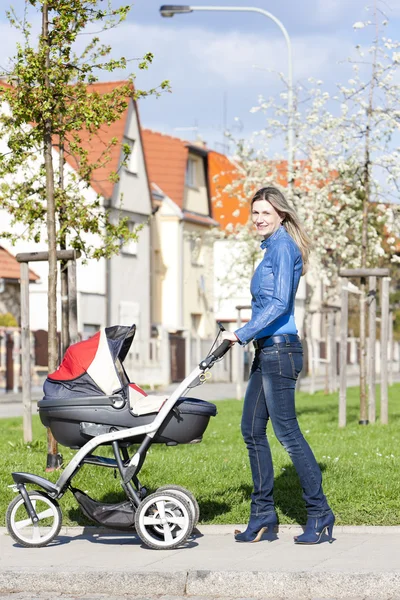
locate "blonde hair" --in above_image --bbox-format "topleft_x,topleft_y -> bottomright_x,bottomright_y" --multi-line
251,186 -> 311,274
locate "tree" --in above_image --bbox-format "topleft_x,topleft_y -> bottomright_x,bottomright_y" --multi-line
0,0 -> 169,466
219,4 -> 400,418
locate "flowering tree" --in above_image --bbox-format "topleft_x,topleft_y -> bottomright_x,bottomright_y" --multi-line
217,5 -> 400,412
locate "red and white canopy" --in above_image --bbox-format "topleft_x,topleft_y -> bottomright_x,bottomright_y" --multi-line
48,325 -> 136,396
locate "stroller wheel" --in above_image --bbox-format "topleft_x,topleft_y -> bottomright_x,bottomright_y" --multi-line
6,490 -> 62,548
135,491 -> 193,550
156,485 -> 200,528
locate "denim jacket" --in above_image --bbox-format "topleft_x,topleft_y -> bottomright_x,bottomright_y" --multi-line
235,225 -> 302,345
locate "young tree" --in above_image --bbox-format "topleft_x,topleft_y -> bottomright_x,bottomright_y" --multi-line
0,0 -> 169,467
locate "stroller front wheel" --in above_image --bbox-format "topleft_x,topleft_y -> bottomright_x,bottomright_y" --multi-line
134,491 -> 193,550
6,490 -> 62,548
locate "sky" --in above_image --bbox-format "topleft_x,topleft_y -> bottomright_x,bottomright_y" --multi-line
1,0 -> 400,154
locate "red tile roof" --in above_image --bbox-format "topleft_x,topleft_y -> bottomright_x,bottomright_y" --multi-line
2,79 -> 132,200
59,81 -> 131,199
208,151 -> 247,228
182,211 -> 219,227
0,247 -> 39,282
208,156 -> 304,230
142,130 -> 189,208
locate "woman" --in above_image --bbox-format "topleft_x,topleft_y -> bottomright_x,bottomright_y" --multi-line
221,186 -> 334,545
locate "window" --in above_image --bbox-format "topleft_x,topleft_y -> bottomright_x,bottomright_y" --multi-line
185,158 -> 197,187
126,139 -> 138,174
121,222 -> 138,256
83,323 -> 100,340
190,236 -> 203,266
191,313 -> 202,336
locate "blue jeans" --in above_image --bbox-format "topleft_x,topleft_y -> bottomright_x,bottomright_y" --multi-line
241,339 -> 331,518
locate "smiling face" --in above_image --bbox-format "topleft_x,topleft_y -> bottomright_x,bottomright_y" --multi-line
251,199 -> 283,239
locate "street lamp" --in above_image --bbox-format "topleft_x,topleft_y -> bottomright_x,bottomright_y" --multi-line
160,4 -> 294,189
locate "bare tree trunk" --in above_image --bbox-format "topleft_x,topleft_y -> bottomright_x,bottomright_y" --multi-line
59,139 -> 70,355
359,0 -> 378,425
368,276 -> 377,423
359,280 -> 368,423
339,283 -> 348,427
42,2 -> 61,470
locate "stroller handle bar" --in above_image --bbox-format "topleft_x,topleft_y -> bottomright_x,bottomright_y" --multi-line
212,339 -> 232,359
199,340 -> 232,370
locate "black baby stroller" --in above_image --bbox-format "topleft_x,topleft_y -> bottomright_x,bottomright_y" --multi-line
6,324 -> 231,550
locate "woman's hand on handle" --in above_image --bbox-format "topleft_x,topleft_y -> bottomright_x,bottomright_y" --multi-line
207,331 -> 238,361
221,331 -> 239,344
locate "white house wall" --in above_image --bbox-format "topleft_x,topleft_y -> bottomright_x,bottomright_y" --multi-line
160,216 -> 182,330
182,223 -> 215,338
214,239 -> 251,326
107,100 -> 153,341
214,238 -> 307,338
107,220 -> 151,341
113,102 -> 151,216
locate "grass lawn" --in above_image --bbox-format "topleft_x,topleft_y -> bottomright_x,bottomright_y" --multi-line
1,383 -> 400,527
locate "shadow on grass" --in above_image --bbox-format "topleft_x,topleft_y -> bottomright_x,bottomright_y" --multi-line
196,498 -> 231,521
63,460 -> 329,527
296,404 -> 336,416
229,462 -> 328,526
274,463 -> 328,524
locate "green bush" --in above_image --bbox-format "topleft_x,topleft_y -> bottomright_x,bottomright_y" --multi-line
0,312 -> 18,327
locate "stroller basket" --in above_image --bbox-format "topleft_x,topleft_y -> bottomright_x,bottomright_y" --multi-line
71,487 -> 136,529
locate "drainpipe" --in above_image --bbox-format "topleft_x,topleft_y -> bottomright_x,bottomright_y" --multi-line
104,197 -> 112,327
105,257 -> 111,327
179,219 -> 184,329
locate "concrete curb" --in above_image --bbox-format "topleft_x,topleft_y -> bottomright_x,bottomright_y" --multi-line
0,569 -> 400,598
0,571 -> 187,597
3,524 -> 400,537
2,524 -> 400,536
186,571 -> 400,599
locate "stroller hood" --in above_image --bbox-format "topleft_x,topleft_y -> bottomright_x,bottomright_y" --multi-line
46,325 -> 136,397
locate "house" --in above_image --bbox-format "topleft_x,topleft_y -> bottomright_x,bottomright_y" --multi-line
0,81 -> 157,382
142,130 -> 219,382
0,246 -> 39,324
0,246 -> 40,390
58,82 -> 154,343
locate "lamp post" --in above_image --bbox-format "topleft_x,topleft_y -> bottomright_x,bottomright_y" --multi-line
160,4 -> 294,188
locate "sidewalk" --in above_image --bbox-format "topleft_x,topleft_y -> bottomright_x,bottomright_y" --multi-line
157,370 -> 400,401
1,525 -> 400,598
